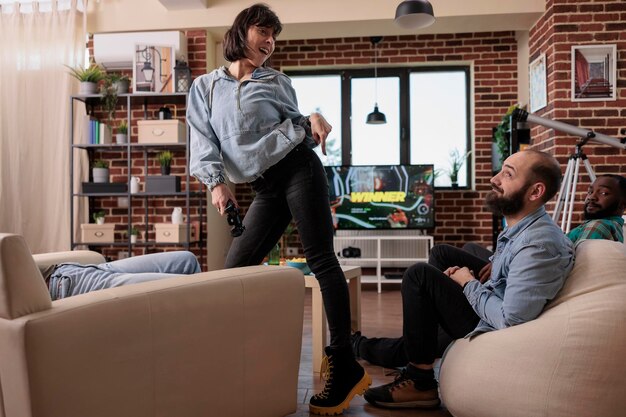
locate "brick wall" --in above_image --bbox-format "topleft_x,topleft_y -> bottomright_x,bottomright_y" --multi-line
529,0 -> 626,225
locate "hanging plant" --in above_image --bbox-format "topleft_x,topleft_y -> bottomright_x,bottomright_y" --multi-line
493,104 -> 519,166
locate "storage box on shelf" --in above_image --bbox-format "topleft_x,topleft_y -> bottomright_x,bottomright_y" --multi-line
81,224 -> 115,243
70,92 -> 203,264
146,175 -> 181,193
137,119 -> 185,144
154,222 -> 198,243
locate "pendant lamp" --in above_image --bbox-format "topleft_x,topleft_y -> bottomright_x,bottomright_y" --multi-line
366,36 -> 386,125
394,0 -> 436,30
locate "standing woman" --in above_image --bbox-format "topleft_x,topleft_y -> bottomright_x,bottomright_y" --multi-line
187,3 -> 370,415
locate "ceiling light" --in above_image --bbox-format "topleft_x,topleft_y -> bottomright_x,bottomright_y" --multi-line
394,0 -> 436,30
366,36 -> 386,125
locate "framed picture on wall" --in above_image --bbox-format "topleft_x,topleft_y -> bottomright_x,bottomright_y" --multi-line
529,53 -> 547,113
571,44 -> 617,102
133,44 -> 175,94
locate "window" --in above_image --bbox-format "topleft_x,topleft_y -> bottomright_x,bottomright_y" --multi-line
290,75 -> 342,166
289,67 -> 471,188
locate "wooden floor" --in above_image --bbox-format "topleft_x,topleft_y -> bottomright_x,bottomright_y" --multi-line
288,286 -> 453,417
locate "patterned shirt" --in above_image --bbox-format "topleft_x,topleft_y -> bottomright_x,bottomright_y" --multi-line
566,216 -> 624,244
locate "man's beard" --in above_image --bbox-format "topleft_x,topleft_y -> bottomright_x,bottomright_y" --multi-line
485,184 -> 529,216
584,200 -> 620,220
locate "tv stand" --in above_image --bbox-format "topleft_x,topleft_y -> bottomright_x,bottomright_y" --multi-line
333,233 -> 433,293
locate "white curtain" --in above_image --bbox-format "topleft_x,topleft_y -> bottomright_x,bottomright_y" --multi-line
0,0 -> 86,253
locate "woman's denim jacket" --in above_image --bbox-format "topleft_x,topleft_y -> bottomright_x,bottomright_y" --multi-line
187,66 -> 314,190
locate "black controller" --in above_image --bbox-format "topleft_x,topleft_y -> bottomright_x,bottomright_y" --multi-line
225,200 -> 245,237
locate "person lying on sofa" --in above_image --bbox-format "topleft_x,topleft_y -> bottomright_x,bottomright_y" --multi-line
360,149 -> 575,410
353,173 -> 626,370
39,251 -> 201,300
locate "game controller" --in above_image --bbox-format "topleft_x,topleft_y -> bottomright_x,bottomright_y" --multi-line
225,200 -> 245,237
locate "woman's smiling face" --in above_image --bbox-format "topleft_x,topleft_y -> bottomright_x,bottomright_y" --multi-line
245,25 -> 276,67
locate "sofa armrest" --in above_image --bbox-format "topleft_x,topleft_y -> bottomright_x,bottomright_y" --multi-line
32,250 -> 106,269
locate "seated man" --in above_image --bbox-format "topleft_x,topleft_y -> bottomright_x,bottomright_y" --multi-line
354,173 -> 626,369
361,150 -> 575,409
40,251 -> 201,300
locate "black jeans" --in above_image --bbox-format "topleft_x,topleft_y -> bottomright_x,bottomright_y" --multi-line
358,244 -> 489,367
225,144 -> 351,349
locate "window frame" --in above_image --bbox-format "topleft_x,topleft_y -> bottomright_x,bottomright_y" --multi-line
286,66 -> 472,189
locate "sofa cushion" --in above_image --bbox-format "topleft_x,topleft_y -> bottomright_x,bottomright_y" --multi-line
0,233 -> 52,319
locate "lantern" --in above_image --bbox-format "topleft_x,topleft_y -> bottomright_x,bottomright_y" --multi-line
174,60 -> 192,93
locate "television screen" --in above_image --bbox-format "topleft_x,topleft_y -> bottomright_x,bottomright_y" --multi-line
325,165 -> 435,230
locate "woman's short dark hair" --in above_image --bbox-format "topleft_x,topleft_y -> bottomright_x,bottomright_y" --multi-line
223,3 -> 282,64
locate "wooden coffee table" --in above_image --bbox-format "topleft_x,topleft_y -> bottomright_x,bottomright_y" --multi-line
304,265 -> 362,374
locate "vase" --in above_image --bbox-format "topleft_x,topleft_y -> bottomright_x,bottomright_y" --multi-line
161,165 -> 171,175
95,217 -> 105,225
113,79 -> 130,94
92,167 -> 109,183
79,81 -> 97,95
130,234 -> 137,244
115,133 -> 127,144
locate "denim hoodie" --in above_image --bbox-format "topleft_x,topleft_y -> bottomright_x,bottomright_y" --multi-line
463,206 -> 575,337
187,66 -> 314,190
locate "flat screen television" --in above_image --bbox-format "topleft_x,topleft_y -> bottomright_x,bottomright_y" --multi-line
325,165 -> 435,230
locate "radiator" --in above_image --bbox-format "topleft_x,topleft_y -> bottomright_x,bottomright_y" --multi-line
333,230 -> 432,268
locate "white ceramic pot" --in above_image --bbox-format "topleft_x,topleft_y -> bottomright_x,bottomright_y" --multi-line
115,133 -> 127,144
113,79 -> 130,94
92,167 -> 109,183
79,81 -> 97,95
95,217 -> 105,225
130,234 -> 137,244
130,176 -> 140,194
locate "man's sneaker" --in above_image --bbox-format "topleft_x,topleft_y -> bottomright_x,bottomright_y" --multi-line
309,346 -> 372,416
364,368 -> 440,409
351,331 -> 364,358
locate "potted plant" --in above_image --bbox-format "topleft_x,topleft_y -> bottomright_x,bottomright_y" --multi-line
447,149 -> 472,189
92,159 -> 109,183
493,104 -> 520,169
66,63 -> 105,95
92,210 -> 106,225
99,78 -> 118,128
116,120 -> 128,144
108,73 -> 130,94
129,227 -> 140,244
157,150 -> 173,175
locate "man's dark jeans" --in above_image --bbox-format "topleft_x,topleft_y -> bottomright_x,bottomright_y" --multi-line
225,144 -> 352,349
358,244 -> 489,367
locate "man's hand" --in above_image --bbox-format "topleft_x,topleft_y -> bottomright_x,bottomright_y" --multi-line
309,113 -> 332,155
445,266 -> 476,288
211,183 -> 237,215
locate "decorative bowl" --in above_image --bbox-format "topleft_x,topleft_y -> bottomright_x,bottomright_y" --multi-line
286,259 -> 311,275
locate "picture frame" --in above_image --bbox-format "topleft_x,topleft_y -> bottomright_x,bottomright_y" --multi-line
571,44 -> 617,102
529,53 -> 547,113
133,44 -> 175,94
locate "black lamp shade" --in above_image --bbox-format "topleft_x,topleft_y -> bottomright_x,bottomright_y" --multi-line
366,105 -> 387,125
395,0 -> 436,29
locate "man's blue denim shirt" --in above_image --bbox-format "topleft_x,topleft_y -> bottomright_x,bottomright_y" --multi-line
187,66 -> 314,190
463,206 -> 575,337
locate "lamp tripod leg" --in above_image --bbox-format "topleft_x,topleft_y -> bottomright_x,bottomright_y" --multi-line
553,156 -> 575,224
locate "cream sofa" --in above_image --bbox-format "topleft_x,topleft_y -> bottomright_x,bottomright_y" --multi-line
0,233 -> 305,417
439,239 -> 626,417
